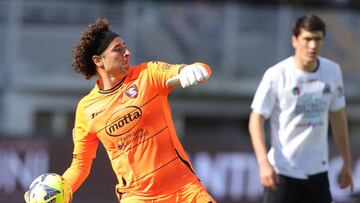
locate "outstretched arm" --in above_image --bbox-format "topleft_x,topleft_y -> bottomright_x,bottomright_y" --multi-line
248,112 -> 278,190
330,108 -> 353,191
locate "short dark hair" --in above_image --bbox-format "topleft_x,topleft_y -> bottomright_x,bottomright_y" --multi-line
292,14 -> 326,37
72,18 -> 111,80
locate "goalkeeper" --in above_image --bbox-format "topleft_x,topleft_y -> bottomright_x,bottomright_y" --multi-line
51,18 -> 214,203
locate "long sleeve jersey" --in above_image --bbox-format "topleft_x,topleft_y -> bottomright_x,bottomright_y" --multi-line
63,61 -> 211,199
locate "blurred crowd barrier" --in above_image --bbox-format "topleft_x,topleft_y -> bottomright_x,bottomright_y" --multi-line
0,138 -> 359,203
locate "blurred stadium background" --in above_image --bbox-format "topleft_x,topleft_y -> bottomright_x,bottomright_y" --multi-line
0,0 -> 360,202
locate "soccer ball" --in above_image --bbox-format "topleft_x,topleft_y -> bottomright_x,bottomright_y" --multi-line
24,173 -> 72,203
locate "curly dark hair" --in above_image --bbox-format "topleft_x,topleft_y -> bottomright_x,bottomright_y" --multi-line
72,18 -> 111,80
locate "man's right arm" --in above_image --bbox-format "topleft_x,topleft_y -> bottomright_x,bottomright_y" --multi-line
248,112 -> 278,190
63,101 -> 99,193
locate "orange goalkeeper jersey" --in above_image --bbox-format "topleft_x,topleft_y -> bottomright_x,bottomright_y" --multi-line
64,61 -> 211,199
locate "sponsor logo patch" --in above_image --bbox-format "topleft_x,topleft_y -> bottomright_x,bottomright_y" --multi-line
91,109 -> 105,119
323,84 -> 331,94
105,106 -> 142,137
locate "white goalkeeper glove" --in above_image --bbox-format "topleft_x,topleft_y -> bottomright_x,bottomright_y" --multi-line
178,64 -> 209,88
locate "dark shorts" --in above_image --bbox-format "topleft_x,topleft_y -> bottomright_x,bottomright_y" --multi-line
262,172 -> 332,203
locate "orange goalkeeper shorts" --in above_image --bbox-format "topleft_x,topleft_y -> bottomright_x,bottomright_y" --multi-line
118,181 -> 216,203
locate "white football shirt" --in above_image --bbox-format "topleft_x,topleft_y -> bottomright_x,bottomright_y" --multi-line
251,56 -> 345,179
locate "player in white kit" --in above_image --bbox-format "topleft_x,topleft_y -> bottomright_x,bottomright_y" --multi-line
248,14 -> 353,203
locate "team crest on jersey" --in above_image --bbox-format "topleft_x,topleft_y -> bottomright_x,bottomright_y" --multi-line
292,86 -> 301,96
125,85 -> 138,98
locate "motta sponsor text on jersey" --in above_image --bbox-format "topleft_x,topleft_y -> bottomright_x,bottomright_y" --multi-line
105,106 -> 142,136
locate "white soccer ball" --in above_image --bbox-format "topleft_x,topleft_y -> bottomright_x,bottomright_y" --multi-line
24,173 -> 72,203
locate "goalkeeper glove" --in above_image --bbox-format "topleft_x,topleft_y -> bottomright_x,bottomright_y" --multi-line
179,64 -> 209,88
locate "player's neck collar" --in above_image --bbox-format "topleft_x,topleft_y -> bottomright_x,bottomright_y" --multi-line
98,76 -> 126,94
309,58 -> 320,73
